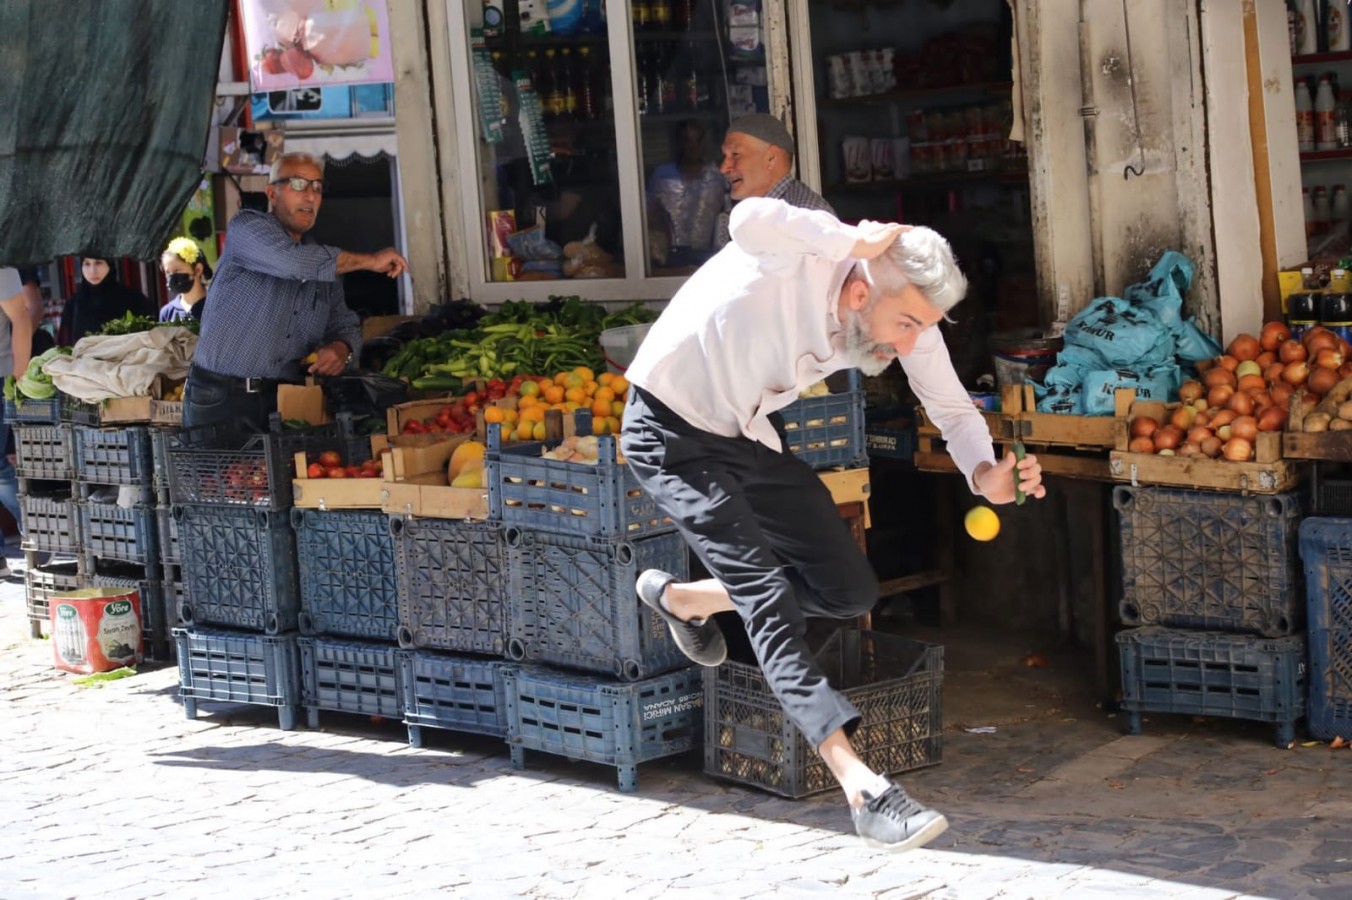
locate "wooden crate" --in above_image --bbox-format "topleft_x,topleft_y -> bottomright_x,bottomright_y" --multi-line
1004,384 -> 1127,449
377,436 -> 488,520
818,467 -> 870,528
292,450 -> 387,510
1281,432 -> 1352,461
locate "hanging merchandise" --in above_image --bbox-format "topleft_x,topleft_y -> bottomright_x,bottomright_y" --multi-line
1331,0 -> 1351,52
1316,75 -> 1338,150
513,71 -> 554,186
471,30 -> 505,144
1297,77 -> 1316,153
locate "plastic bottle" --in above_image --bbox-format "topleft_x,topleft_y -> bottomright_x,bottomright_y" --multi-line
1332,0 -> 1351,52
1297,77 -> 1316,152
1299,0 -> 1321,54
1334,184 -> 1350,232
1317,75 -> 1338,150
1304,187 -> 1316,238
1290,1 -> 1300,57
1315,184 -> 1332,233
1337,93 -> 1352,147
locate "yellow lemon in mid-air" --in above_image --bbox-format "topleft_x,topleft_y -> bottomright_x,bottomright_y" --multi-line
964,506 -> 1000,542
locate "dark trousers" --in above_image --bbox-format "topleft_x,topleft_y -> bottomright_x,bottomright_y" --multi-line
182,366 -> 285,433
621,387 -> 878,748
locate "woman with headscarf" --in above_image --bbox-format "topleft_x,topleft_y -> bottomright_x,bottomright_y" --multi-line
56,257 -> 156,346
158,238 -> 212,322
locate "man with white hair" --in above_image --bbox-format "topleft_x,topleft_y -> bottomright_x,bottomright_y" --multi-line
184,151 -> 409,430
621,198 -> 1046,851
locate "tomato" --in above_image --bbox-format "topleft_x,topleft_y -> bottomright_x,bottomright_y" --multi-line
318,450 -> 342,468
403,420 -> 426,434
326,466 -> 348,479
307,462 -> 325,479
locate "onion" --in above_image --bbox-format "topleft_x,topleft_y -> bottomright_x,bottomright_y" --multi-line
1260,321 -> 1291,352
1250,389 -> 1274,409
1265,362 -> 1286,384
1153,426 -> 1183,452
1269,381 -> 1295,406
1128,435 -> 1156,454
1200,436 -> 1223,458
1304,326 -> 1337,350
1257,406 -> 1287,431
1157,448 -> 1177,457
1227,334 -> 1261,361
1196,358 -> 1216,374
1282,360 -> 1311,386
1178,442 -> 1202,458
1170,406 -> 1197,431
1341,338 -> 1352,359
1217,354 -> 1240,372
1178,380 -> 1204,403
1256,350 -> 1277,369
1222,437 -> 1254,461
1193,398 -> 1210,414
1210,409 -> 1238,428
1227,391 -> 1255,416
1235,360 -> 1263,379
1130,416 -> 1159,438
1316,347 -> 1345,369
1204,367 -> 1238,389
1279,339 -> 1308,364
1232,415 -> 1259,442
1207,384 -> 1235,408
1194,410 -> 1211,428
1217,424 -> 1234,441
1187,425 -> 1214,445
1308,365 -> 1341,395
1237,373 -> 1267,394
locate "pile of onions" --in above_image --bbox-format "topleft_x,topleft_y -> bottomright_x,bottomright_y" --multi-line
1125,320 -> 1351,461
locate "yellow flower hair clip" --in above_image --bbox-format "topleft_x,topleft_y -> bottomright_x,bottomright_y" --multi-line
167,237 -> 200,264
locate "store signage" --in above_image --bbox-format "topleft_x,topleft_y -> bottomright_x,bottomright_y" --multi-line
240,0 -> 395,92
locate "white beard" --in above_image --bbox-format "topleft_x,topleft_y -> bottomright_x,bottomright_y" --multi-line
842,303 -> 897,375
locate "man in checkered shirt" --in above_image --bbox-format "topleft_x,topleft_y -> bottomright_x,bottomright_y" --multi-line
716,114 -> 833,248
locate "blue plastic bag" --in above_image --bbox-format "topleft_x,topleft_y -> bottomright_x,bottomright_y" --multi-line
1081,365 -> 1181,416
1063,297 -> 1174,370
1124,251 -> 1221,363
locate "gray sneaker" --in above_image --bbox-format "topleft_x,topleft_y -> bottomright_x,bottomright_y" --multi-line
636,569 -> 727,667
851,783 -> 949,852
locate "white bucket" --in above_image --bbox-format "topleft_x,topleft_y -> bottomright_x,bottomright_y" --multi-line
599,323 -> 653,375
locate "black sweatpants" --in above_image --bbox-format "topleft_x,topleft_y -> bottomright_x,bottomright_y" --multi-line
621,387 -> 878,748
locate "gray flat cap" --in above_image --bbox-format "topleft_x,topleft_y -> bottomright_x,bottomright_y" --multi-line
726,113 -> 795,158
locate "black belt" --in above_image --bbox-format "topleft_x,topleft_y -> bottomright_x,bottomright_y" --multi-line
190,366 -> 298,395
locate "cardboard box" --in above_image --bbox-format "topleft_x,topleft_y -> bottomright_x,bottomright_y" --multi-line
278,381 -> 330,425
99,375 -> 186,426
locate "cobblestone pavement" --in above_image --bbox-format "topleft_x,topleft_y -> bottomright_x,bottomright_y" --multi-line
2,552 -> 1350,899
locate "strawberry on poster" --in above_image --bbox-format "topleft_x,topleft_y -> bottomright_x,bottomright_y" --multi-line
240,0 -> 395,91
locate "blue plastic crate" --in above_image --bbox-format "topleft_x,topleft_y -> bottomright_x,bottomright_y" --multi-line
24,559 -> 82,629
78,501 -> 159,567
13,423 -> 73,480
291,508 -> 399,641
1299,517 -> 1352,741
779,370 -> 868,470
399,650 -> 511,746
392,516 -> 507,656
19,491 -> 79,554
704,629 -> 943,798
151,428 -> 175,501
164,566 -> 186,632
5,396 -> 60,424
89,568 -> 167,661
174,627 -> 300,730
485,420 -> 674,541
1117,626 -> 1307,748
864,406 -> 916,463
176,504 -> 300,634
1114,486 -> 1304,637
157,504 -> 180,566
506,664 -> 703,793
73,425 -> 155,487
298,636 -> 403,729
166,421 -> 348,510
505,528 -> 690,681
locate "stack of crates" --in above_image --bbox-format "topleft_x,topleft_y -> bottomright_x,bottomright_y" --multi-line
1297,518 -> 1352,742
166,421 -> 355,730
10,398 -> 83,642
1113,486 -> 1308,747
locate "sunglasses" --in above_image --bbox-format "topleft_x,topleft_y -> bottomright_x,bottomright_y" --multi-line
271,176 -> 325,194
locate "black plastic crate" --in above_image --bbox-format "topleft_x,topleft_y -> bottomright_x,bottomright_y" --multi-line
1299,517 -> 1352,741
13,423 -> 73,480
72,425 -> 155,487
151,428 -> 176,502
504,528 -> 690,681
24,559 -> 83,629
779,370 -> 868,470
88,566 -> 167,661
156,504 -> 180,566
78,500 -> 159,567
62,394 -> 101,426
399,650 -> 511,746
298,636 -> 403,729
1117,626 -> 1307,748
19,490 -> 79,554
864,405 -> 916,463
1311,477 -> 1352,517
1114,486 -> 1304,637
485,418 -> 674,541
704,629 -> 942,798
506,664 -> 703,793
293,508 -> 399,642
174,627 -> 300,730
392,517 -> 507,656
166,421 -> 346,510
164,564 -> 186,632
176,504 -> 300,634
5,395 -> 59,424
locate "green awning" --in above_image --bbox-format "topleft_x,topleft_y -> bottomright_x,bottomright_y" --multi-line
0,1 -> 229,267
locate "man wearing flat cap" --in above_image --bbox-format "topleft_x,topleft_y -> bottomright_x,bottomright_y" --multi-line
720,113 -> 834,215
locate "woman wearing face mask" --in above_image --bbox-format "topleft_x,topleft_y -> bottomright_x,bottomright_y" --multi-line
158,238 -> 212,322
56,256 -> 156,346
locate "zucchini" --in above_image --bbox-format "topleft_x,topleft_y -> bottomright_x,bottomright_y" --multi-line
1013,440 -> 1027,506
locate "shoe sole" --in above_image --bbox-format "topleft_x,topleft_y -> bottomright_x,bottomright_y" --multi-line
636,576 -> 728,667
859,813 -> 949,853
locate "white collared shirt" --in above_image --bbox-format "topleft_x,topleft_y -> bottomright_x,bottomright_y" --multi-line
626,197 -> 997,490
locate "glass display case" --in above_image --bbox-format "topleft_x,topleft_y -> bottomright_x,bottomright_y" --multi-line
446,0 -> 778,301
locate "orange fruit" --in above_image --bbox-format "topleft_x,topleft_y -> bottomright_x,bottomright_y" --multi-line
518,395 -> 539,410
598,372 -> 615,386
563,373 -> 584,390
574,366 -> 595,382
605,416 -> 622,436
554,372 -> 571,386
565,386 -> 588,405
592,416 -> 609,436
611,400 -> 626,417
516,420 -> 534,441
610,375 -> 630,396
544,385 -> 565,404
564,401 -> 581,412
483,406 -> 505,424
594,386 -> 615,404
519,380 -> 540,398
591,399 -> 612,419
521,405 -> 545,423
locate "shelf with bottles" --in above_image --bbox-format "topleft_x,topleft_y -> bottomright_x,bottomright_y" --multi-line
818,81 -> 1013,110
1293,50 -> 1352,66
824,165 -> 1027,196
1302,147 -> 1352,162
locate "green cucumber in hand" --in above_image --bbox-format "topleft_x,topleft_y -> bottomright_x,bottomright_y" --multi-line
1013,441 -> 1027,506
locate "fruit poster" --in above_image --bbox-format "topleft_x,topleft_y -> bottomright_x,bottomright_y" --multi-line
240,0 -> 395,91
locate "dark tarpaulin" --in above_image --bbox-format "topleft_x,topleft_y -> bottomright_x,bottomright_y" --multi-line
0,1 -> 229,268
